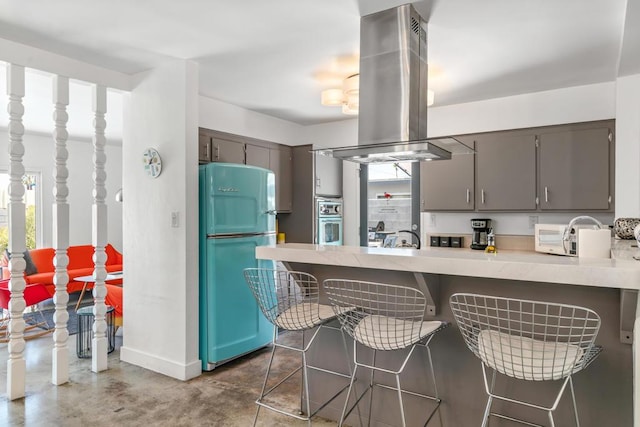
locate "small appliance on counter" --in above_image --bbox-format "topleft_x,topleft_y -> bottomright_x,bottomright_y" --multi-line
534,215 -> 611,258
471,218 -> 492,250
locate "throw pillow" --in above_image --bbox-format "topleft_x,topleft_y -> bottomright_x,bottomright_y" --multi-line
4,249 -> 38,276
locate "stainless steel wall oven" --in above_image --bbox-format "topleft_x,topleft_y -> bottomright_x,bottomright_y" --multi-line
316,198 -> 343,245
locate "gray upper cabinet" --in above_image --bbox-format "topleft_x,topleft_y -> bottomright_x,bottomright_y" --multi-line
211,136 -> 245,164
475,131 -> 537,210
420,140 -> 475,211
245,144 -> 270,170
315,153 -> 343,197
198,134 -> 212,163
270,146 -> 293,212
538,124 -> 612,210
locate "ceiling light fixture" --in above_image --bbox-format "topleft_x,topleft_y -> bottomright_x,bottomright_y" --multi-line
427,89 -> 435,107
321,74 -> 359,115
321,74 -> 434,114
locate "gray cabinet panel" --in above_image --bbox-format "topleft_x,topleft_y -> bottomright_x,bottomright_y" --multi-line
476,132 -> 537,210
420,148 -> 475,211
245,144 -> 270,170
270,146 -> 292,213
538,127 -> 611,210
211,136 -> 245,164
315,153 -> 343,197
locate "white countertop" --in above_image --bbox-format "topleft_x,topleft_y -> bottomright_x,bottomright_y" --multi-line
256,242 -> 640,290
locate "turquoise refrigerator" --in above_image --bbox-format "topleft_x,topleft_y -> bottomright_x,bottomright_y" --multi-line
199,162 -> 275,371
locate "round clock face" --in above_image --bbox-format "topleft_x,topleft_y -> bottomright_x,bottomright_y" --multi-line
143,148 -> 162,178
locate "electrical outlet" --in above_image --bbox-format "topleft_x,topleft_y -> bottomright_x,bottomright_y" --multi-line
171,211 -> 179,228
529,215 -> 539,229
429,213 -> 436,227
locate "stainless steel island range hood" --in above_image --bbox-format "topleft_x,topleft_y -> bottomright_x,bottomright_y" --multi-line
316,4 -> 472,163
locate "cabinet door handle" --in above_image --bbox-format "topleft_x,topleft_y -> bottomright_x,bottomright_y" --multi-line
215,144 -> 220,161
466,188 -> 470,204
205,142 -> 211,161
316,177 -> 321,188
481,189 -> 485,204
545,186 -> 549,203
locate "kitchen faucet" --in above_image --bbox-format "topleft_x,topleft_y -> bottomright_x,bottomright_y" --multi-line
398,230 -> 421,249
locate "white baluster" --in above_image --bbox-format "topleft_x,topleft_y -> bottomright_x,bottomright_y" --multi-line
91,84 -> 108,372
52,75 -> 70,385
6,63 -> 27,400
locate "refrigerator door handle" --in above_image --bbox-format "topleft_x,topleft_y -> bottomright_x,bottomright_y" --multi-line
207,232 -> 276,239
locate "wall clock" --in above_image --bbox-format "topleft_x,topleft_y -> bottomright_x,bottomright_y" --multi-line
143,147 -> 162,178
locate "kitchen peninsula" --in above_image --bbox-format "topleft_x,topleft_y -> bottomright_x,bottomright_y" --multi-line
256,243 -> 640,426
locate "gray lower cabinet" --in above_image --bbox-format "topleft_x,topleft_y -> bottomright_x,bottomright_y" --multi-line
475,131 -> 537,210
420,142 -> 475,211
211,136 -> 245,164
538,125 -> 612,210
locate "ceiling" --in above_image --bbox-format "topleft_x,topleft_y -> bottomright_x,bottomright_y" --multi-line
0,0 -> 637,138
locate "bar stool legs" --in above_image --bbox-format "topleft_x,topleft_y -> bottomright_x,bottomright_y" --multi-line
338,338 -> 442,427
244,268 -> 353,426
325,279 -> 448,427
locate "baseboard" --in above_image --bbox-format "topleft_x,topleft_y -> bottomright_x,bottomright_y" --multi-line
120,345 -> 201,381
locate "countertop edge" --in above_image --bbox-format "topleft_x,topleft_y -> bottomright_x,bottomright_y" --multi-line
256,244 -> 640,290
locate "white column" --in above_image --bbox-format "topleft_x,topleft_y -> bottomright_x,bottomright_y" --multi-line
51,75 -> 70,385
6,63 -> 27,400
91,84 -> 108,372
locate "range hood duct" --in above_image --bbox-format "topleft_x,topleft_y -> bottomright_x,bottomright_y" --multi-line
316,4 -> 472,163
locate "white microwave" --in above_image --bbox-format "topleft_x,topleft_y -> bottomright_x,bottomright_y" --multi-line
534,223 -> 599,256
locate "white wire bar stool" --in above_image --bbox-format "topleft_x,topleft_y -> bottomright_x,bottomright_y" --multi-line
449,293 -> 602,427
324,279 -> 449,427
243,268 -> 351,426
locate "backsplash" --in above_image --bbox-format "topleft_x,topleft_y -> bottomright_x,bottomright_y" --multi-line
420,212 -> 615,237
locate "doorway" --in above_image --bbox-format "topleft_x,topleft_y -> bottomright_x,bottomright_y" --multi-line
361,163 -> 420,248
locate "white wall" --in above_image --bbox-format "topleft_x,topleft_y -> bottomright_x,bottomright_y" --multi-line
0,133 -> 123,250
427,82 -> 616,138
199,95 -> 301,145
120,59 -> 200,381
615,74 -> 640,217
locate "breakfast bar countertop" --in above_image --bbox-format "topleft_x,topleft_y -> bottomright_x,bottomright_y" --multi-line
257,242 -> 640,290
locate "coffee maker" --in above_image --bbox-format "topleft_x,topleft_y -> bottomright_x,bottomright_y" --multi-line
471,218 -> 492,250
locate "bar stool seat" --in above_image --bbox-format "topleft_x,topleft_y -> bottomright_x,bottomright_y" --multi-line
352,315 -> 443,350
274,303 -> 335,329
325,279 -> 449,427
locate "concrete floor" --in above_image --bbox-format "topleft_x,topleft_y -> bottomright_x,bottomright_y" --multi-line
0,328 -> 338,426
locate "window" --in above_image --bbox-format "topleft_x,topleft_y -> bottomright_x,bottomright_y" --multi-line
0,172 -> 41,253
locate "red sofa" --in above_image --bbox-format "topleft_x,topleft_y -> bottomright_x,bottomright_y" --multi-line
2,244 -> 124,325
3,244 -> 123,296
